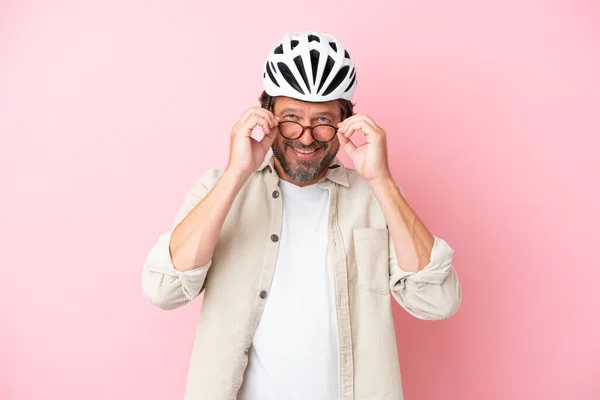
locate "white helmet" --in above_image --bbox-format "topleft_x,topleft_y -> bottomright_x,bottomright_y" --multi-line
262,31 -> 357,102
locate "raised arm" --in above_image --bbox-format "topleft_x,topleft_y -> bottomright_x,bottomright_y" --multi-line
142,106 -> 278,310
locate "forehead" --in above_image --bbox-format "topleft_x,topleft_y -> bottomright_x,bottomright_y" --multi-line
273,96 -> 340,117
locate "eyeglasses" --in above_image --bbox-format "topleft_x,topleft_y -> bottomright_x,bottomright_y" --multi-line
277,121 -> 339,143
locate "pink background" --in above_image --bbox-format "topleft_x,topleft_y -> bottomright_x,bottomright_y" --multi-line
1,0 -> 599,399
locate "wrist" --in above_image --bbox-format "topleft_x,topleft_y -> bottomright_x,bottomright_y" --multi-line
368,174 -> 394,190
223,167 -> 251,190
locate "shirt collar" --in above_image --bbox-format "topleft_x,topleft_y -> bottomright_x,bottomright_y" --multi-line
257,150 -> 350,188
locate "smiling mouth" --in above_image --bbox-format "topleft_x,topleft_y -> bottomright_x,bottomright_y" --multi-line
293,148 -> 318,154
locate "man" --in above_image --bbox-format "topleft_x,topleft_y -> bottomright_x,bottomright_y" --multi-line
142,31 -> 461,400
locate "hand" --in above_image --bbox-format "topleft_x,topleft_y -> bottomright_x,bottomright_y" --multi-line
337,114 -> 392,182
227,106 -> 278,179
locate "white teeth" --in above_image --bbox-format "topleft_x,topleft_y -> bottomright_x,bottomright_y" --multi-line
294,149 -> 316,154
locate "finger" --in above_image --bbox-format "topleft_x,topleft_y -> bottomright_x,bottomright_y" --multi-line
364,116 -> 383,132
351,114 -> 381,130
253,116 -> 273,134
236,115 -> 271,138
254,108 -> 278,128
250,115 -> 272,135
241,107 -> 277,129
338,114 -> 382,137
337,116 -> 353,133
259,129 -> 277,152
340,119 -> 382,141
262,122 -> 272,135
265,110 -> 278,127
360,118 -> 385,141
233,108 -> 264,137
241,106 -> 264,120
338,113 -> 360,132
339,121 -> 363,139
337,131 -> 357,155
337,113 -> 363,132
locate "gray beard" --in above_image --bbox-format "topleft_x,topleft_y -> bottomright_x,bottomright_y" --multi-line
272,145 -> 335,182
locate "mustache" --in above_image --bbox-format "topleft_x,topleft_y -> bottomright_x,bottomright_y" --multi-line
284,140 -> 323,151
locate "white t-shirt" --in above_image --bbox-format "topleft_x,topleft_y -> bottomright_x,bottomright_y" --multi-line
238,179 -> 339,400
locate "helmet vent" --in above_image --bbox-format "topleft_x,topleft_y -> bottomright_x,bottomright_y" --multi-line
317,56 -> 335,93
293,56 -> 310,93
344,74 -> 356,92
323,65 -> 349,96
310,50 -> 320,85
277,62 -> 305,95
266,62 -> 279,87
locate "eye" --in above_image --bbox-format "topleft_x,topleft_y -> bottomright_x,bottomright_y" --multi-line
283,114 -> 298,120
316,117 -> 330,123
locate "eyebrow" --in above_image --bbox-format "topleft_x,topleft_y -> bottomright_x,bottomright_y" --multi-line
278,107 -> 337,119
278,107 -> 303,115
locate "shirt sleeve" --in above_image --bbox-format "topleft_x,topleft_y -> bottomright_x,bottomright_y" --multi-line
389,235 -> 461,320
142,169 -> 221,310
386,185 -> 461,320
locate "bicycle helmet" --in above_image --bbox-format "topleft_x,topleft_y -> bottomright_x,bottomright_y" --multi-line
262,31 -> 357,102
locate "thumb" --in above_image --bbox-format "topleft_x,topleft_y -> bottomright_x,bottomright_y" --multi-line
337,132 -> 357,155
259,130 -> 277,152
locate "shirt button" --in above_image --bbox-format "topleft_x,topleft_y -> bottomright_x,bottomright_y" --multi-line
270,234 -> 279,242
244,348 -> 249,355
259,290 -> 268,299
272,190 -> 279,198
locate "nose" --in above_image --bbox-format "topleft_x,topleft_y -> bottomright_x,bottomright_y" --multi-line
297,125 -> 316,146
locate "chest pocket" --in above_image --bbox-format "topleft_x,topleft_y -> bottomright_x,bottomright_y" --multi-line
353,228 -> 390,295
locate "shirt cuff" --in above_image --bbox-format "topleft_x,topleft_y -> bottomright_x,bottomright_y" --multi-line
391,236 -> 454,285
177,263 -> 211,276
146,230 -> 211,299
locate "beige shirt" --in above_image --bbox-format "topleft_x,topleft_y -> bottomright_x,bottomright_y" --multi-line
142,152 -> 462,400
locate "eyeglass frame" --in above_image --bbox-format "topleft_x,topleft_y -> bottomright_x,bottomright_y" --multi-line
276,120 -> 339,144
